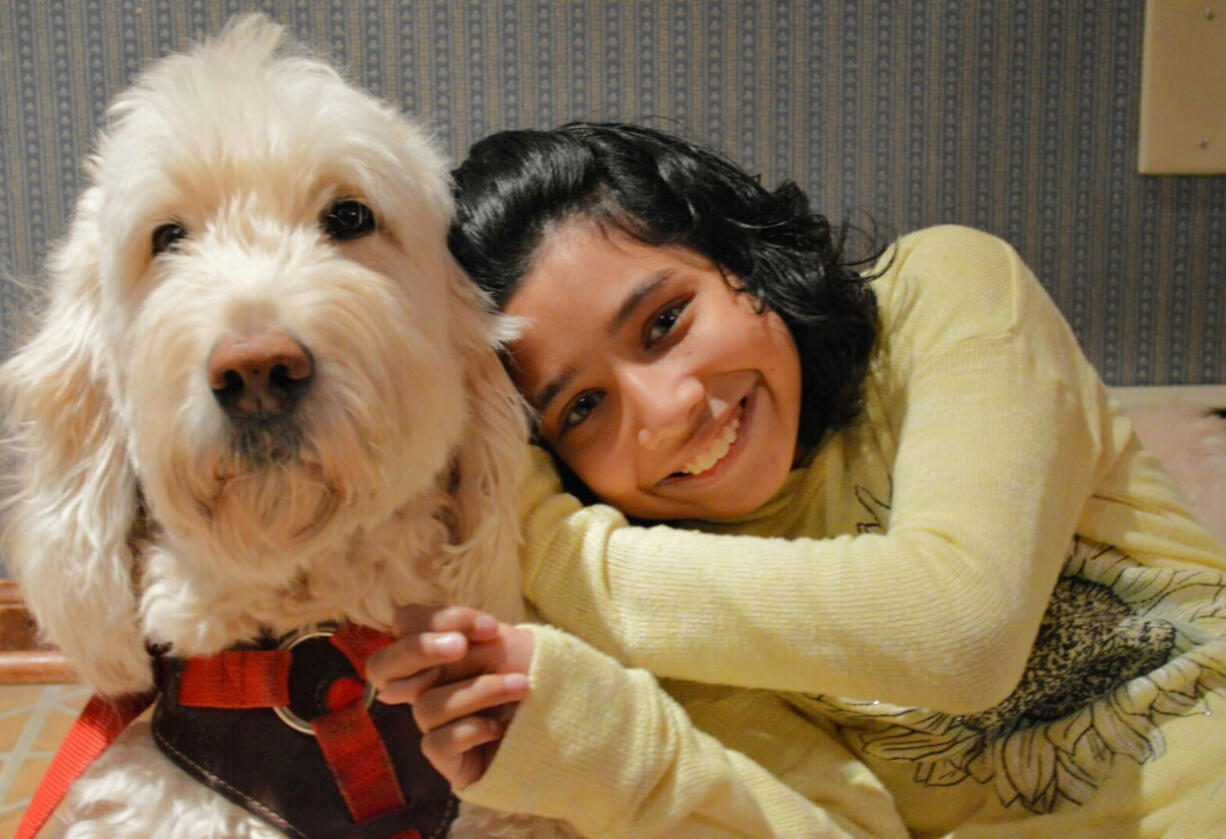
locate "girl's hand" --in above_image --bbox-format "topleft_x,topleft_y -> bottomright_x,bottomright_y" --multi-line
366,605 -> 534,789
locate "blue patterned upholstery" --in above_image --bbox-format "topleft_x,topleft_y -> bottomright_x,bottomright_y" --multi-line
0,0 -> 1222,385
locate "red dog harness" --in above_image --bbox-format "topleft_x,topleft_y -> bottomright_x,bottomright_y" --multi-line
17,624 -> 457,839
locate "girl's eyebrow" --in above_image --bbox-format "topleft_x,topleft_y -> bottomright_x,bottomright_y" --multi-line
533,364 -> 575,415
608,271 -> 670,335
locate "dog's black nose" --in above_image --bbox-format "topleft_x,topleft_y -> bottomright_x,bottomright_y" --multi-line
207,331 -> 313,417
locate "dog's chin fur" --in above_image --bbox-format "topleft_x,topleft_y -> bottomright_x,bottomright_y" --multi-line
2,15 -> 575,839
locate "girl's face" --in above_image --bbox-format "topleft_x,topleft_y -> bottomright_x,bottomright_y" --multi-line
504,220 -> 803,520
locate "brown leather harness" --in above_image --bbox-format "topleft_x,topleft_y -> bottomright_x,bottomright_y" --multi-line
18,623 -> 458,839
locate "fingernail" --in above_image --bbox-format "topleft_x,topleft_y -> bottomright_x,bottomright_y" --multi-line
431,632 -> 464,655
473,614 -> 498,634
504,673 -> 529,693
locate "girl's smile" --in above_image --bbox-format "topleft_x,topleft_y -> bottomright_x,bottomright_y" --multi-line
504,220 -> 803,520
672,397 -> 744,478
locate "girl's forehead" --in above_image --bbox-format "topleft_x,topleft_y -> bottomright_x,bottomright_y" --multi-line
523,220 -> 712,293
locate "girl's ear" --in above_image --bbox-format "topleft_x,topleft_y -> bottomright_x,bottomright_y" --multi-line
1,186 -> 153,696
437,270 -> 530,624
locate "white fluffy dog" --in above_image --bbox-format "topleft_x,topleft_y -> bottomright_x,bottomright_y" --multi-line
2,16 -> 574,839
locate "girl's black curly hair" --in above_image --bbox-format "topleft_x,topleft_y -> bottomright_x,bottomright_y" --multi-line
448,121 -> 886,455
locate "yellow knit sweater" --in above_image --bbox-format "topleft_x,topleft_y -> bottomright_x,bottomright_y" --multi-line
459,226 -> 1226,837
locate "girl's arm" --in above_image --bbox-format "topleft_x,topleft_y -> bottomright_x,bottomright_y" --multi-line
520,226 -> 1115,713
369,608 -> 909,839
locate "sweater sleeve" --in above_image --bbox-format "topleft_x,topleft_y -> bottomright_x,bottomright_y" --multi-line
520,226 -> 1114,713
458,625 -> 909,839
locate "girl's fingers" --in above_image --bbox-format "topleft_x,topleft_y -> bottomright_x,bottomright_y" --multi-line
420,715 -> 504,789
367,605 -> 517,701
366,630 -> 467,692
370,633 -> 519,697
412,672 -> 529,734
375,666 -> 441,704
392,604 -> 501,641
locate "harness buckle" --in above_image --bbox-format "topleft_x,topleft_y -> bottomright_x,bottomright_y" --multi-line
272,624 -> 378,736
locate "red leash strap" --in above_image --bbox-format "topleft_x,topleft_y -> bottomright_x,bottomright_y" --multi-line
311,701 -> 407,822
319,626 -> 408,822
330,623 -> 394,680
15,691 -> 155,839
179,650 -> 291,708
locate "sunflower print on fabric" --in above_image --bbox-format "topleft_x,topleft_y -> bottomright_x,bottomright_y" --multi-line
808,538 -> 1226,814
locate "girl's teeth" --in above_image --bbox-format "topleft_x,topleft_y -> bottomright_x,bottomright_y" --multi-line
682,416 -> 740,475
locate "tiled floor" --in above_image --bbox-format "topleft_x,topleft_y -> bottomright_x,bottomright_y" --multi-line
0,682 -> 91,838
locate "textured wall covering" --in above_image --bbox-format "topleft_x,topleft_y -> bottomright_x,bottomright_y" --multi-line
0,0 -> 1222,385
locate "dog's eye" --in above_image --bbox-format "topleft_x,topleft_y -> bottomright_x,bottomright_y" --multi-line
321,200 -> 377,241
151,223 -> 187,256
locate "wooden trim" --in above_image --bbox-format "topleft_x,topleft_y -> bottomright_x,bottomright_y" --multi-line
0,580 -> 76,683
0,649 -> 76,683
1109,385 -> 1226,410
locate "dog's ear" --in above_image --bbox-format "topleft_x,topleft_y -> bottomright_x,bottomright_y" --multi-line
440,273 -> 531,623
1,186 -> 152,696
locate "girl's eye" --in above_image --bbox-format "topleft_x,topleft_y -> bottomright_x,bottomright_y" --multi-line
645,300 -> 688,346
560,391 -> 603,432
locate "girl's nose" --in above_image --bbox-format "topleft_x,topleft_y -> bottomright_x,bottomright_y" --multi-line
631,372 -> 704,451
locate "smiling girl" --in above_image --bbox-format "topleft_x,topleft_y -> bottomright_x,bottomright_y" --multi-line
507,221 -> 807,520
368,123 -> 1226,838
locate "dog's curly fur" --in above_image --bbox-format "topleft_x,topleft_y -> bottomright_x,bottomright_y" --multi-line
1,15 -> 575,839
